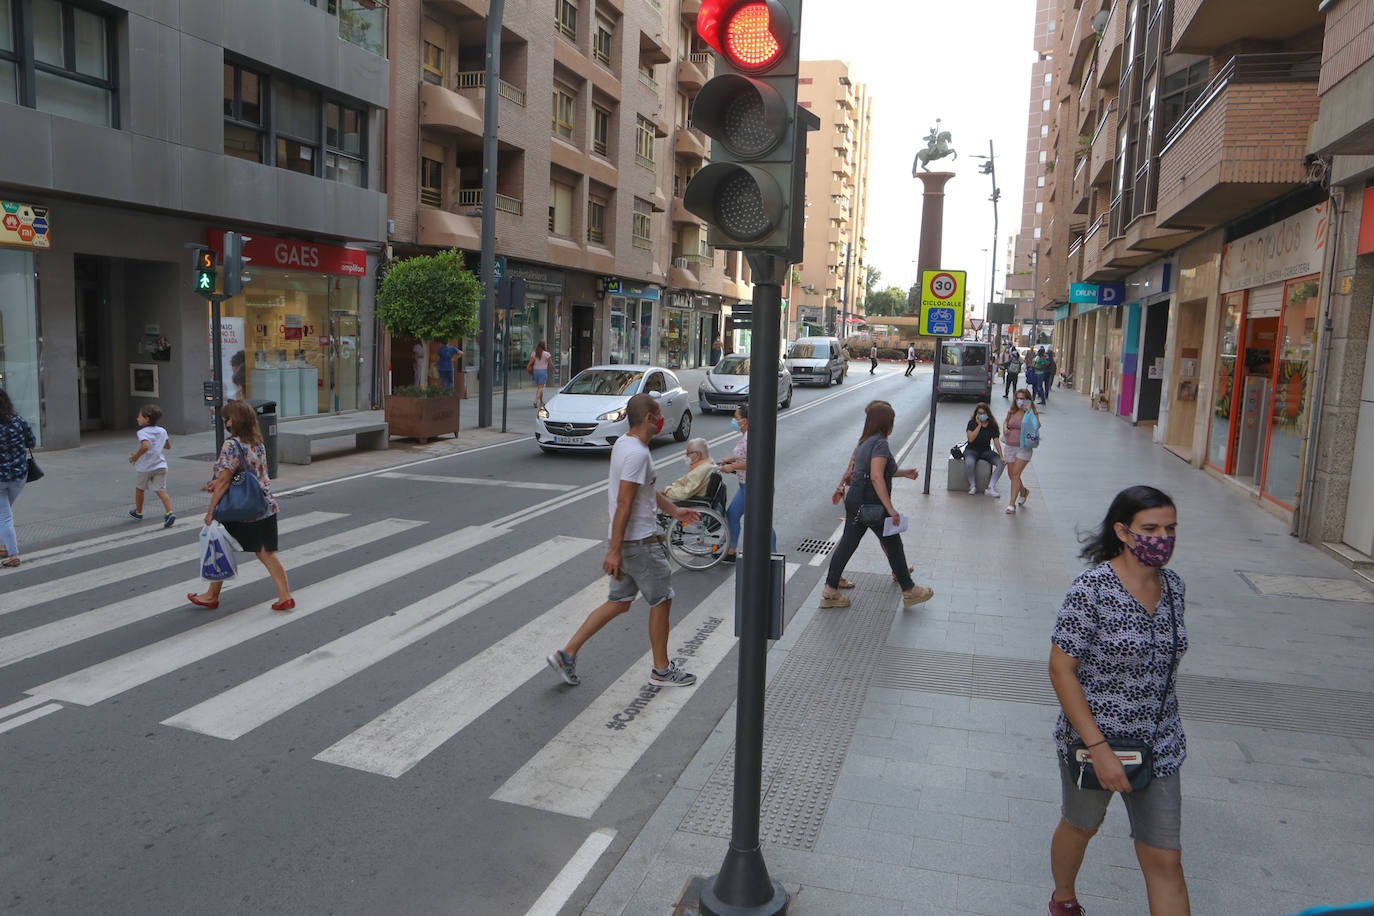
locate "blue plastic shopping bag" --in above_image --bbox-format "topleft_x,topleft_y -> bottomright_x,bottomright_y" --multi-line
199,522 -> 238,581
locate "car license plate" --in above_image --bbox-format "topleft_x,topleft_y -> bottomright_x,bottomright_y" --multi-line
554,435 -> 585,445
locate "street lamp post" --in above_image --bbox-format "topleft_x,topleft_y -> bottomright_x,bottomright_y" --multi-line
972,141 -> 1001,349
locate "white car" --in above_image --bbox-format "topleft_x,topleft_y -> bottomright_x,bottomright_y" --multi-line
698,354 -> 793,413
535,365 -> 692,452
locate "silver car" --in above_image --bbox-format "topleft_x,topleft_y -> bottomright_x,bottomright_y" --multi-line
535,365 -> 692,452
698,354 -> 793,413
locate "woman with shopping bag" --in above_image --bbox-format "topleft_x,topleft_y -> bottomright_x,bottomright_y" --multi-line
188,400 -> 294,611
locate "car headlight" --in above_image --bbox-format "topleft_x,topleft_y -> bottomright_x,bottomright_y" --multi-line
598,407 -> 627,422
537,407 -> 549,419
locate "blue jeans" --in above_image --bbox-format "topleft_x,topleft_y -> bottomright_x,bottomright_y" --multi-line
726,482 -> 776,554
0,477 -> 24,557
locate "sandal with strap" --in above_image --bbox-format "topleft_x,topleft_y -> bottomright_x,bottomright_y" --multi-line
819,590 -> 851,608
837,578 -> 857,589
890,565 -> 914,583
2,556 -> 20,568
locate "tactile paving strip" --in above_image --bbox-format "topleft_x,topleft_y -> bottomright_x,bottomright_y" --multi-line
678,571 -> 897,849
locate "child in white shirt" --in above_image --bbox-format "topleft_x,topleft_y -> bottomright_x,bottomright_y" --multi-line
129,404 -> 175,527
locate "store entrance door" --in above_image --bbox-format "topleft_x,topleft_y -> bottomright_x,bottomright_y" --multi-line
1232,316 -> 1278,484
74,255 -> 108,431
331,309 -> 360,412
571,305 -> 594,374
1136,301 -> 1169,422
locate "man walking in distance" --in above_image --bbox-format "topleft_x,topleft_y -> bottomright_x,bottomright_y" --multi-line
548,393 -> 701,688
905,342 -> 917,377
870,342 -> 879,374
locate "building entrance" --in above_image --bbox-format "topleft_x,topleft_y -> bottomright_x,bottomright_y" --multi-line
74,255 -> 109,431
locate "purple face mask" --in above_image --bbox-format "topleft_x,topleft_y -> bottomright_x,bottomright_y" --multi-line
1126,529 -> 1175,567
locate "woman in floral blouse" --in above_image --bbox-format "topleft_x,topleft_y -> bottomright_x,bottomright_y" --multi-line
0,387 -> 36,568
1047,485 -> 1189,916
189,400 -> 294,611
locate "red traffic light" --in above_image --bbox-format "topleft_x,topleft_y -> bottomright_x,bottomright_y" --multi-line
697,0 -> 792,73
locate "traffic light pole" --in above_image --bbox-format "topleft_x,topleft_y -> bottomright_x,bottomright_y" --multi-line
477,0 -> 504,429
700,251 -> 788,916
207,292 -> 229,453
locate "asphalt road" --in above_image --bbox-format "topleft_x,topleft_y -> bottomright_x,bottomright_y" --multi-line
1,363 -> 935,916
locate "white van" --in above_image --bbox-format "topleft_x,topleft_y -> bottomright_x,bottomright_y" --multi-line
785,337 -> 847,386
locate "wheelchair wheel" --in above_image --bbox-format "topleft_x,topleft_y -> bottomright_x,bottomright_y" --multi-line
666,507 -> 730,570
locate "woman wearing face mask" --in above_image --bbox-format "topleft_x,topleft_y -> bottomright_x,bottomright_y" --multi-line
1047,486 -> 1188,916
1003,388 -> 1040,515
964,401 -> 1005,497
719,405 -> 775,562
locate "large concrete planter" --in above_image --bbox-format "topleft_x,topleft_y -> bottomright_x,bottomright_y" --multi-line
385,394 -> 460,443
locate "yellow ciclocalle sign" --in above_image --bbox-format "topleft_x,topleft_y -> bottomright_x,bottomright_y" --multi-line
918,269 -> 966,337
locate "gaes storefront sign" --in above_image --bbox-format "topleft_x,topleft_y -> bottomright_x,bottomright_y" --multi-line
206,230 -> 367,276
1221,202 -> 1327,294
1,201 -> 51,249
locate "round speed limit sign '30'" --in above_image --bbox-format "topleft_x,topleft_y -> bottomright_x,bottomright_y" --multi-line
929,272 -> 958,299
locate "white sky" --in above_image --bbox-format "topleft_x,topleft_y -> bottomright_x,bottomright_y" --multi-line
799,0 -> 1039,316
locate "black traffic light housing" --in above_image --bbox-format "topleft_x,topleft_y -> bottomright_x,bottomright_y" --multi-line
684,0 -> 814,261
223,231 -> 254,296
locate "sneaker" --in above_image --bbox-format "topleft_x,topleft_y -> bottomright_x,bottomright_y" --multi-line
985,487 -> 1000,498
968,486 -> 977,495
1048,895 -> 1086,915
649,661 -> 697,687
163,512 -> 176,528
128,510 -> 143,520
547,649 -> 580,686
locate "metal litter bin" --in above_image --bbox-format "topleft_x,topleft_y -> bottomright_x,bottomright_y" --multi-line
248,399 -> 278,479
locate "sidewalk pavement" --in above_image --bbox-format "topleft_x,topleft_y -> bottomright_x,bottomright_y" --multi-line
15,408 -> 525,553
591,385 -> 1374,915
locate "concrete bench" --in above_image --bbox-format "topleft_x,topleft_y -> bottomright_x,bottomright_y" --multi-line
278,416 -> 389,465
946,455 -> 994,491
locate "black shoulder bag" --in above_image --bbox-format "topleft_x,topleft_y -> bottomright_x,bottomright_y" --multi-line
1069,576 -> 1178,792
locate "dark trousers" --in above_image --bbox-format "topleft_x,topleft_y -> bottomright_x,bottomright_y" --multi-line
1003,370 -> 1019,398
870,357 -> 878,373
905,358 -> 915,376
825,511 -> 915,591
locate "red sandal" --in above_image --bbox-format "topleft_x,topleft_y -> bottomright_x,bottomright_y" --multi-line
271,598 -> 296,611
187,593 -> 219,609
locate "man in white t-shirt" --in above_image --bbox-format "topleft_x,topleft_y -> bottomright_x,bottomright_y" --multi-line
548,394 -> 700,688
905,342 -> 917,377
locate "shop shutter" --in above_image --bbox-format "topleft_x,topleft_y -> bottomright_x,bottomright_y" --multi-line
1246,282 -> 1283,319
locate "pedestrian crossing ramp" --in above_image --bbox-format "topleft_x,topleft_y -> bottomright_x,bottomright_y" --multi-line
0,510 -> 778,819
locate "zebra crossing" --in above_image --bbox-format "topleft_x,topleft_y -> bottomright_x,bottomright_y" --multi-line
0,506 -> 765,822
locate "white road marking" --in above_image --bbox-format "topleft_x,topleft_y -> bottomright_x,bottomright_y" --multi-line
315,579 -> 609,777
0,519 -> 423,670
491,563 -> 799,818
525,828 -> 616,916
378,472 -> 575,491
0,695 -> 50,721
163,536 -> 598,740
273,435 -> 529,497
0,511 -> 347,616
0,702 -> 62,734
26,524 -> 500,707
811,517 -> 847,567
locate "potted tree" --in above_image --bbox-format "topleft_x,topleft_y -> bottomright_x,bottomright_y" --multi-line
377,248 -> 481,443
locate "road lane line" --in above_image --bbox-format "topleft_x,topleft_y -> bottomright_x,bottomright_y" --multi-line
163,536 -> 598,741
0,511 -> 348,616
525,828 -> 616,916
272,435 -> 528,497
378,472 -> 575,491
0,519 -> 424,670
0,695 -> 49,721
0,702 -> 63,734
490,563 -> 800,819
315,579 -> 609,777
25,524 -> 501,707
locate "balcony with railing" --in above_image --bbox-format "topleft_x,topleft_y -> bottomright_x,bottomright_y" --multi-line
674,125 -> 708,159
304,0 -> 388,58
677,53 -> 710,89
1072,155 -> 1092,214
1089,98 -> 1117,186
1156,53 -> 1320,229
1171,0 -> 1324,56
454,71 -> 526,106
1081,213 -> 1107,279
456,188 -> 524,216
1096,0 -> 1123,88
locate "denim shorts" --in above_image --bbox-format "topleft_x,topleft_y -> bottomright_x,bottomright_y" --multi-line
608,539 -> 675,607
1058,757 -> 1182,850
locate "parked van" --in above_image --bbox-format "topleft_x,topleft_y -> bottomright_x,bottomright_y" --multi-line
936,340 -> 993,401
785,337 -> 847,386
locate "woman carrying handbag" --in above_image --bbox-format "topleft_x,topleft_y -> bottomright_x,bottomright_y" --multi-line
189,400 -> 294,611
1047,485 -> 1190,916
0,387 -> 36,569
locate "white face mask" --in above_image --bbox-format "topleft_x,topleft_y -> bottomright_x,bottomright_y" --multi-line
1016,398 -> 1027,408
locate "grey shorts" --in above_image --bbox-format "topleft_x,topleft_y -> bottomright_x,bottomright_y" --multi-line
608,539 -> 675,607
136,469 -> 167,492
1059,757 -> 1182,850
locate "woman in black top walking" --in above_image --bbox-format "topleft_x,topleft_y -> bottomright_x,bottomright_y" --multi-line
819,400 -> 933,609
1047,486 -> 1189,916
0,387 -> 36,568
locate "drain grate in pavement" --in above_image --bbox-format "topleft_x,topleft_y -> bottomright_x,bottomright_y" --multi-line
678,571 -> 896,850
875,646 -> 1374,741
794,538 -> 836,556
1238,570 -> 1374,603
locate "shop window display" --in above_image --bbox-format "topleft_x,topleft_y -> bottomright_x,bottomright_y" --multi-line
1206,293 -> 1243,470
1261,277 -> 1319,507
0,249 -> 40,446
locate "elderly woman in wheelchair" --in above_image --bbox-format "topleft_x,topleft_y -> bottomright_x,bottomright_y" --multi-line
657,437 -> 730,568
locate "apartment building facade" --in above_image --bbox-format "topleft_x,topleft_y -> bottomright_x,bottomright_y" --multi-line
1032,0 -> 1341,535
0,0 -> 389,448
387,0 -> 754,392
792,60 -> 871,339
1004,0 -> 1056,342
